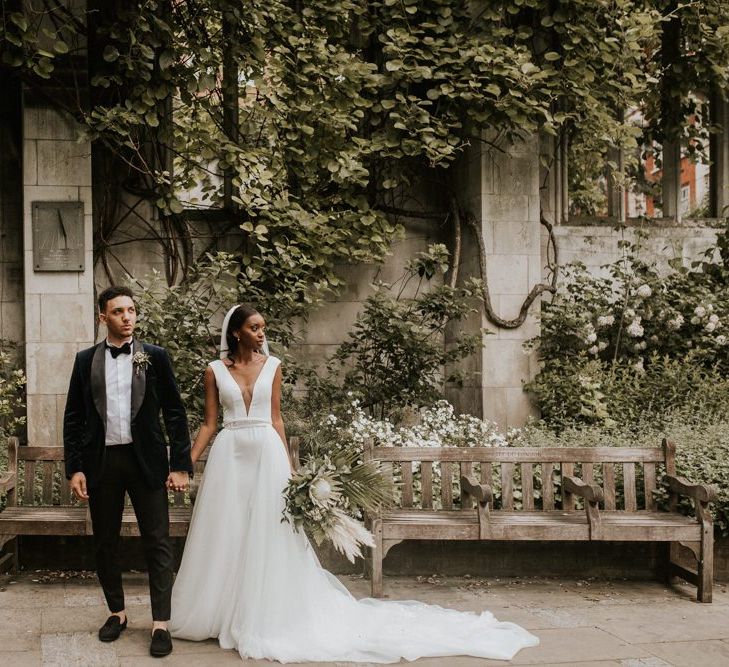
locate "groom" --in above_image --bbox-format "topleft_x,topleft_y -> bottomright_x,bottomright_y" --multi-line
63,286 -> 193,657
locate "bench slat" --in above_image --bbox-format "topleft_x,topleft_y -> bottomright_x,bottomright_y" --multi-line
561,463 -> 575,510
582,462 -> 594,484
542,462 -> 554,510
441,462 -> 453,510
604,463 -> 616,510
401,462 -> 413,508
23,462 -> 36,505
644,462 -> 657,511
17,447 -> 66,461
421,462 -> 433,509
460,462 -> 473,509
59,462 -> 71,505
371,447 -> 665,463
42,462 -> 54,505
480,462 -> 492,487
521,463 -> 534,510
501,463 -> 514,510
624,462 -> 637,511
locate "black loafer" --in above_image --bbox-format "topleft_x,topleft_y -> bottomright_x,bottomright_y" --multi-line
150,628 -> 173,657
98,615 -> 127,642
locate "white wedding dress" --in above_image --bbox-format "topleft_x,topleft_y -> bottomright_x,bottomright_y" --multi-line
169,356 -> 539,662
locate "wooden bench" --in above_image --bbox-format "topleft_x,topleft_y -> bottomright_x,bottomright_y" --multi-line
0,435 -> 301,571
364,438 -> 718,602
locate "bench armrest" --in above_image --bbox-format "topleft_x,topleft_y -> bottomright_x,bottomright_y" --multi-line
0,471 -> 16,494
665,475 -> 718,504
460,475 -> 493,505
563,476 -> 604,504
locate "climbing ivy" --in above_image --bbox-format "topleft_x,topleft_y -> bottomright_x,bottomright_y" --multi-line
2,1 -> 728,318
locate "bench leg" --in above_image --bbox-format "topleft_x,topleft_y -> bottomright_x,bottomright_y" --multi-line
698,524 -> 713,603
370,518 -> 384,598
666,542 -> 680,585
0,537 -> 19,574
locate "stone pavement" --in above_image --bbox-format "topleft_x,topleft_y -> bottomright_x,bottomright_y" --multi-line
1,571 -> 729,666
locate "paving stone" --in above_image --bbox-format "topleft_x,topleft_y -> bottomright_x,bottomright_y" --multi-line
41,604 -> 151,633
115,629 -> 220,657
41,632 -> 118,666
0,581 -> 65,609
508,628 -> 651,665
0,651 -> 42,666
567,602 -> 729,644
6,572 -> 729,665
640,639 -> 729,666
0,608 -> 43,638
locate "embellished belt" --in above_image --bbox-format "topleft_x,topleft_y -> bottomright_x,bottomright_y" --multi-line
223,418 -> 272,430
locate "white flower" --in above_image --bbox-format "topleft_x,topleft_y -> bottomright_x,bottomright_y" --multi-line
626,319 -> 644,338
694,306 -> 706,318
690,316 -> 700,325
705,322 -> 716,332
625,308 -> 636,319
588,345 -> 599,355
707,304 -> 714,312
598,341 -> 608,351
585,333 -> 597,344
717,335 -> 727,346
636,284 -> 652,298
709,314 -> 719,324
309,478 -> 333,503
633,358 -> 645,375
597,315 -> 615,328
667,314 -> 684,331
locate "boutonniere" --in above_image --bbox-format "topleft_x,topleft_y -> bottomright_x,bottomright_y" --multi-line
132,350 -> 151,376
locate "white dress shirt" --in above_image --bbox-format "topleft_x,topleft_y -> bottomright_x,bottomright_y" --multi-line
105,337 -> 134,445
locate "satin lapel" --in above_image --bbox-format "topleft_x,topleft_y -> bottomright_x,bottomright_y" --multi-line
130,338 -> 147,422
90,342 -> 107,427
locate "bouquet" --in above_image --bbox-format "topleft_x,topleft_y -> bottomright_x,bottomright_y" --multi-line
283,446 -> 391,563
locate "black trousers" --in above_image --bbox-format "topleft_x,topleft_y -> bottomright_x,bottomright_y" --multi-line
88,444 -> 173,621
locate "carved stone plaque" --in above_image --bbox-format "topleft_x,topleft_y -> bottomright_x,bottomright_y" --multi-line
32,201 -> 85,272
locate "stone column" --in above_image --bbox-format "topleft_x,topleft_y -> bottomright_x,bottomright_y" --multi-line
23,106 -> 94,448
710,93 -> 729,219
0,73 -> 23,345
661,139 -> 682,220
447,135 -> 541,428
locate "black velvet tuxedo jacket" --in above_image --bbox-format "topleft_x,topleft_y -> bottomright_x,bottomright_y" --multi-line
63,339 -> 193,489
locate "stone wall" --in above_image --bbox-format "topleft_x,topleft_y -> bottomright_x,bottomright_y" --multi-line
546,222 -> 720,281
446,135 -> 542,428
22,107 -> 95,448
0,73 -> 23,347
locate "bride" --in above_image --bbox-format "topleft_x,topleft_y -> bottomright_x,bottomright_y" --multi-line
169,304 -> 539,662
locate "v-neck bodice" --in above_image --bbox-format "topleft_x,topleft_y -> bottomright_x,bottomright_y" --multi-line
209,357 -> 280,424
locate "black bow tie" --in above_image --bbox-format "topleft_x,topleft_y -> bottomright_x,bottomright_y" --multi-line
106,342 -> 132,358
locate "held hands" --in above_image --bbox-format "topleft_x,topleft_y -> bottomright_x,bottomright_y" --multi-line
166,470 -> 190,493
70,472 -> 89,501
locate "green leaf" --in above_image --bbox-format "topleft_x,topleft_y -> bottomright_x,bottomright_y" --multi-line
103,45 -> 120,62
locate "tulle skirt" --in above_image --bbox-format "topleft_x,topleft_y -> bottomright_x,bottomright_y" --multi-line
169,423 -> 539,663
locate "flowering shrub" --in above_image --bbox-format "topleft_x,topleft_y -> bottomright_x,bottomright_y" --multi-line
529,246 -> 729,373
527,232 -> 729,427
0,343 -> 25,447
0,341 -> 26,510
315,245 -> 484,419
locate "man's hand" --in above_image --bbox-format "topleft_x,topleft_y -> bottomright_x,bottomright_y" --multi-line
166,471 -> 189,493
70,472 -> 88,501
